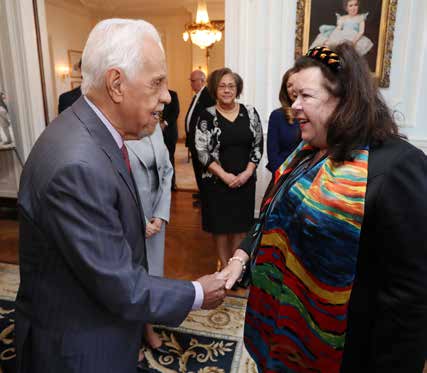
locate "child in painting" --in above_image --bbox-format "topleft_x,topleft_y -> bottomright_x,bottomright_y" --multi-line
310,0 -> 373,55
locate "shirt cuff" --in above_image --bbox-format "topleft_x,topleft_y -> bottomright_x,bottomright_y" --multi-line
191,281 -> 204,310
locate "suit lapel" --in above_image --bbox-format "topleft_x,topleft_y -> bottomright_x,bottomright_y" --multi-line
126,140 -> 149,170
71,97 -> 139,207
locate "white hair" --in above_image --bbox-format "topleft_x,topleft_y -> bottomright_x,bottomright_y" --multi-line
81,18 -> 163,95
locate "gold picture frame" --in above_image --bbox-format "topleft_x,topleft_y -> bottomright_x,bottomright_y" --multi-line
68,49 -> 82,79
294,0 -> 398,88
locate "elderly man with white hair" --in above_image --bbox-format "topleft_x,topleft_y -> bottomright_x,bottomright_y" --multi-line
16,18 -> 226,373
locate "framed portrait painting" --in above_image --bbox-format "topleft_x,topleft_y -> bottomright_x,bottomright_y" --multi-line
294,0 -> 398,87
68,49 -> 82,78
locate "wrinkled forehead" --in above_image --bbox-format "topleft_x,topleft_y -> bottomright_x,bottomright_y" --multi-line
142,39 -> 167,72
143,37 -> 165,62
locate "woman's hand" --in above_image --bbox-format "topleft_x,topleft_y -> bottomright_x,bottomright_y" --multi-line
229,169 -> 252,188
222,172 -> 238,187
145,218 -> 163,238
151,218 -> 163,230
216,250 -> 250,289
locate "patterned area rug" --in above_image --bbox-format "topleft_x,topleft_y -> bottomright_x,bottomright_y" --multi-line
0,263 -> 257,373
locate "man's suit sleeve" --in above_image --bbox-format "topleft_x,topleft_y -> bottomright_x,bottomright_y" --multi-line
369,146 -> 427,371
39,161 -> 195,325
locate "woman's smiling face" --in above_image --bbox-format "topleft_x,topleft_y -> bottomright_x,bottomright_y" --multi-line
291,67 -> 340,149
216,73 -> 237,106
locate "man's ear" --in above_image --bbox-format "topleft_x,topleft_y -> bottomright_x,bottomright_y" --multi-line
105,68 -> 124,103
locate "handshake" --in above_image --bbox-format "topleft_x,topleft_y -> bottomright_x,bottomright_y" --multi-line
196,251 -> 249,309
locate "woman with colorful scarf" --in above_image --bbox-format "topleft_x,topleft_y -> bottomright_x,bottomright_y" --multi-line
218,43 -> 427,372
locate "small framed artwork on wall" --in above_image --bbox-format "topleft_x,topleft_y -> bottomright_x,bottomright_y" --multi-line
68,50 -> 82,78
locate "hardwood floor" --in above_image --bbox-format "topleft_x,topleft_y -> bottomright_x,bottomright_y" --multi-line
165,190 -> 217,280
0,219 -> 19,264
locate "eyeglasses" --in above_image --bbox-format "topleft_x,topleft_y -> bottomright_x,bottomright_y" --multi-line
190,78 -> 203,82
218,84 -> 237,91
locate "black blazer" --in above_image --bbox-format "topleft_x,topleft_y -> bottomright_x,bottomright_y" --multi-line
341,136 -> 427,372
58,86 -> 82,114
16,97 -> 195,373
184,86 -> 215,149
162,89 -> 179,146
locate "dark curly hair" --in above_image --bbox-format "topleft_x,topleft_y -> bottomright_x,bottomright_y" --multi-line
294,42 -> 399,162
207,67 -> 243,101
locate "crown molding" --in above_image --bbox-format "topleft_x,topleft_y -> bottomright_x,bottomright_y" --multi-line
45,0 -> 94,17
46,0 -> 223,18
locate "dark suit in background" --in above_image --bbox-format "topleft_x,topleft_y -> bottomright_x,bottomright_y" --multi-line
185,86 -> 215,192
161,89 -> 179,189
16,97 -> 196,373
58,86 -> 82,114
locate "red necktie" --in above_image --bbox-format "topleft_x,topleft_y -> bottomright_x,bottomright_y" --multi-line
121,144 -> 131,174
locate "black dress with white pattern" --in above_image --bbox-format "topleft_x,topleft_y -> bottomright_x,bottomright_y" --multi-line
197,105 -> 262,233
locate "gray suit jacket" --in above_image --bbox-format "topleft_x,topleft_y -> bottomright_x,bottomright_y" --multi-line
126,124 -> 173,276
15,96 -> 195,373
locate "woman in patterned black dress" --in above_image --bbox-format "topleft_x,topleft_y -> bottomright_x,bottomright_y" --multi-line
195,68 -> 263,269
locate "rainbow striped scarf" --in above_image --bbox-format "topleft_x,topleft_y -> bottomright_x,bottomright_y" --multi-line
244,142 -> 369,372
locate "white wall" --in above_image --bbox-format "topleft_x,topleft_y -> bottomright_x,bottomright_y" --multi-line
381,0 -> 427,152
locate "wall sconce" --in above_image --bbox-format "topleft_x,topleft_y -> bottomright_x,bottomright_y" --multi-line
56,64 -> 70,80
